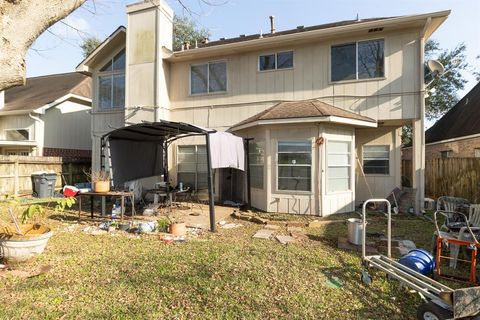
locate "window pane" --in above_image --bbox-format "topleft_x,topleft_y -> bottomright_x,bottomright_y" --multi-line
358,39 -> 384,79
328,154 -> 350,166
331,43 -> 356,81
277,51 -> 293,69
112,49 -> 126,71
328,178 -> 350,193
98,76 -> 112,109
178,173 -> 196,189
179,146 -> 195,154
209,62 -> 227,92
112,74 -> 125,108
328,141 -> 350,153
278,141 -> 311,153
100,59 -> 112,72
6,129 -> 29,141
178,163 -> 196,172
197,173 -> 208,189
363,160 -> 389,174
259,54 -> 275,71
191,64 -> 208,94
278,166 -> 311,178
278,153 -> 311,165
250,165 -> 264,189
278,177 -> 311,191
328,167 -> 349,179
249,142 -> 264,165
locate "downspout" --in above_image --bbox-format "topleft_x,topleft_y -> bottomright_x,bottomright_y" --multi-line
28,112 -> 44,156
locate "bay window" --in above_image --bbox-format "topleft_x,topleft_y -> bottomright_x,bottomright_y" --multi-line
249,141 -> 264,189
277,140 -> 311,191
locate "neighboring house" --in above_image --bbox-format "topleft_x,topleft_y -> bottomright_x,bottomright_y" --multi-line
0,72 -> 92,158
77,0 -> 449,215
403,82 -> 480,160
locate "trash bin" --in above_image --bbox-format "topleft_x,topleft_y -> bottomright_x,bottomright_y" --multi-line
31,172 -> 57,198
347,218 -> 363,245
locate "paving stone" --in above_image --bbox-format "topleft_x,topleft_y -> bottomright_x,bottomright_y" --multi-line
252,229 -> 274,239
275,235 -> 295,245
265,224 -> 280,230
287,226 -> 304,233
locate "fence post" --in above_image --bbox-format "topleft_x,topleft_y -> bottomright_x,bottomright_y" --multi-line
13,158 -> 19,195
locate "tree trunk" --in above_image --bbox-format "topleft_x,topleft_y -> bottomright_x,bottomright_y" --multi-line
0,0 -> 87,91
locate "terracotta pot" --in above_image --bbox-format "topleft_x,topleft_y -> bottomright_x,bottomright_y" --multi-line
93,180 -> 110,193
169,223 -> 186,236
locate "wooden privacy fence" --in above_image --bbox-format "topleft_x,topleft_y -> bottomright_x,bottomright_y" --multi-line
402,158 -> 480,203
0,155 -> 91,195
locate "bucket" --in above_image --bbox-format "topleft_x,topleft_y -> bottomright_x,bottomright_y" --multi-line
399,249 -> 435,275
347,218 -> 363,245
93,181 -> 110,193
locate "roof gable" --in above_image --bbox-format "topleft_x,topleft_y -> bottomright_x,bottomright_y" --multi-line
426,82 -> 480,144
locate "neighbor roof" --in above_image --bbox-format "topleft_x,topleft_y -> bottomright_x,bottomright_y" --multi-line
425,82 -> 480,144
3,72 -> 91,113
230,99 -> 376,130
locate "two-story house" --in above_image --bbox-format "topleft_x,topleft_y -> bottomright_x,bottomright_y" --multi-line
0,72 -> 92,158
77,0 -> 449,215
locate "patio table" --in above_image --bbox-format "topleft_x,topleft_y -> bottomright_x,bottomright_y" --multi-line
77,191 -> 135,221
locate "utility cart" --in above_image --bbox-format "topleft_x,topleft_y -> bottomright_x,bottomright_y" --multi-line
360,199 -> 480,320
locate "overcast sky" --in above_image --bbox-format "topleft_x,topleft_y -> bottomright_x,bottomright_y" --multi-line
26,0 -> 479,98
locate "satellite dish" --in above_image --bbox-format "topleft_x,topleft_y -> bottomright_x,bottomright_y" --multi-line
424,59 -> 445,85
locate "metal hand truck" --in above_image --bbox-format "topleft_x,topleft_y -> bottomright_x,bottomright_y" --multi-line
360,199 -> 480,320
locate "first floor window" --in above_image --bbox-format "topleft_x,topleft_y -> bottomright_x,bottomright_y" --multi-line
277,140 -> 311,191
363,145 -> 390,174
475,148 -> 480,158
190,61 -> 227,94
177,145 -> 208,190
249,141 -> 264,189
331,39 -> 384,81
440,150 -> 451,159
327,141 -> 352,192
5,129 -> 29,141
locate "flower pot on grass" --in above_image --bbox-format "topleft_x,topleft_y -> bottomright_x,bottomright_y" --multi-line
169,222 -> 186,236
0,224 -> 53,263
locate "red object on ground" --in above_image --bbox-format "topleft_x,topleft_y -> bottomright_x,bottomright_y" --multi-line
63,185 -> 79,197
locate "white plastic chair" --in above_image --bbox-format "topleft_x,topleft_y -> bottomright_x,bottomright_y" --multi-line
469,204 -> 480,227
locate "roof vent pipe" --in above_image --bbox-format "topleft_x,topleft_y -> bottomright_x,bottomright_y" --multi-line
269,15 -> 275,34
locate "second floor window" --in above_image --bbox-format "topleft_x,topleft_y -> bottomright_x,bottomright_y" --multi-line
98,48 -> 125,110
259,51 -> 294,71
4,129 -> 30,141
331,39 -> 384,82
190,61 -> 227,95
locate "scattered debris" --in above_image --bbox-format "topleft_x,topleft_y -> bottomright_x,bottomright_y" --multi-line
325,276 -> 343,289
82,226 -> 107,236
265,224 -> 280,230
218,220 -> 227,226
161,235 -> 186,244
220,223 -> 242,229
290,232 -> 308,241
275,235 -> 295,245
189,212 -> 201,216
63,224 -> 78,232
252,229 -> 274,240
287,226 -> 303,233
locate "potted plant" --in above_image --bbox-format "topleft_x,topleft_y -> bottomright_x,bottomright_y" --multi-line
0,195 -> 75,263
87,170 -> 110,193
168,217 -> 186,236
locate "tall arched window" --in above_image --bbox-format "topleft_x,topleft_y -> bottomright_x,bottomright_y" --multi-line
98,48 -> 125,110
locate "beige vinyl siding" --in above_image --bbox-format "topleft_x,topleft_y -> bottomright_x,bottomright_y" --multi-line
42,101 -> 92,151
355,126 -> 402,203
168,30 -> 421,127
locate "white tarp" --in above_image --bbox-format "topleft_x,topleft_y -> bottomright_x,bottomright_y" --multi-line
209,131 -> 245,171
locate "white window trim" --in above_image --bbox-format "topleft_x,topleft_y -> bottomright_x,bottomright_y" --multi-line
258,50 -> 295,72
275,139 -> 313,194
4,128 -> 32,141
189,60 -> 228,96
362,144 -> 391,176
249,141 -> 265,190
329,38 -> 386,83
96,47 -> 126,112
326,140 -> 352,194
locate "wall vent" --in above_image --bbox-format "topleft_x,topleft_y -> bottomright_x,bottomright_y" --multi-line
368,27 -> 384,33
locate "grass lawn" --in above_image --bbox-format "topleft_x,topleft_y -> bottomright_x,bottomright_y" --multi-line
0,206 -> 447,319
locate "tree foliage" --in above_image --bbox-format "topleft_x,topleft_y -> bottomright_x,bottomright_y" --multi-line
424,39 -> 468,120
172,16 -> 210,51
80,37 -> 102,58
402,39 -> 469,145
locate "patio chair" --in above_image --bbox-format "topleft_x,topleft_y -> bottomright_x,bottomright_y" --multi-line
469,204 -> 480,227
436,196 -> 471,232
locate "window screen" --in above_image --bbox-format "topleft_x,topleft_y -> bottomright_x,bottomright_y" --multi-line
277,140 -> 311,191
363,145 -> 389,174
